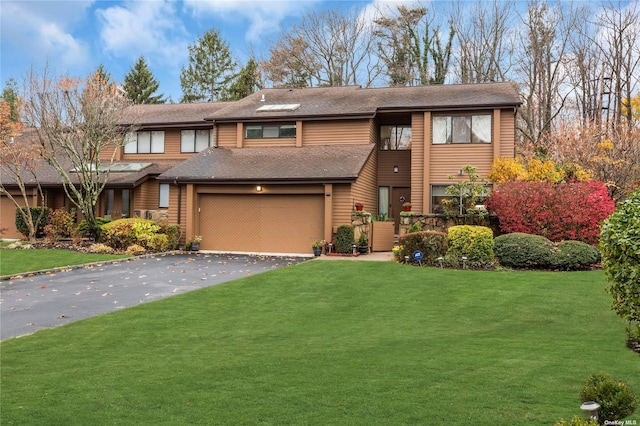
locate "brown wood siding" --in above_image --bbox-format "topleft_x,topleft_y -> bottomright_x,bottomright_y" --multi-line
99,144 -> 121,161
121,129 -> 199,161
500,108 -> 516,158
166,183 -> 180,224
429,144 -> 493,182
133,180 -> 159,210
411,112 -> 425,214
378,150 -> 411,186
216,123 -> 237,148
1,193 -> 27,239
331,184 -> 354,231
302,120 -> 371,146
351,150 -> 377,214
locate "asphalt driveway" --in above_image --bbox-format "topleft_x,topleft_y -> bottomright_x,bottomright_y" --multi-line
0,252 -> 306,340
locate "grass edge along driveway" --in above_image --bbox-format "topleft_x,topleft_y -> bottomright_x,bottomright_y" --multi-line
1,261 -> 637,425
0,248 -> 130,277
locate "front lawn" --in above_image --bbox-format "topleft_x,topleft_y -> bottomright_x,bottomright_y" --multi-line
0,248 -> 129,276
1,262 -> 637,425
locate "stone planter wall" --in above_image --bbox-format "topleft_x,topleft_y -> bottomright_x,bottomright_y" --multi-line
351,213 -> 371,250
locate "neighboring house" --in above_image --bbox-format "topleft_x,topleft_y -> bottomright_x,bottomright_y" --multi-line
0,83 -> 520,254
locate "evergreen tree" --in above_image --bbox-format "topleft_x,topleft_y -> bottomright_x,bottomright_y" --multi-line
222,58 -> 260,101
123,56 -> 165,104
94,64 -> 113,84
180,27 -> 237,103
1,78 -> 20,122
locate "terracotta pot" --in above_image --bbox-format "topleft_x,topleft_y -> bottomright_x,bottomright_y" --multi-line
355,204 -> 364,211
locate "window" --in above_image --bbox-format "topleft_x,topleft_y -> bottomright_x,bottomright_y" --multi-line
124,131 -> 165,153
159,184 -> 169,208
378,187 -> 390,217
245,124 -> 296,139
432,114 -> 491,144
181,129 -> 210,153
380,125 -> 411,150
431,184 -> 491,214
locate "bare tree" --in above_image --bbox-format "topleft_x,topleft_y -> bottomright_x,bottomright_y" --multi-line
20,66 -> 136,239
262,8 -> 382,88
0,101 -> 48,241
374,4 -> 455,86
450,0 -> 516,84
590,1 -> 640,127
515,1 -> 577,157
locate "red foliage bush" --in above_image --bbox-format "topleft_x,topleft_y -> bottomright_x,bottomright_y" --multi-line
485,181 -> 615,244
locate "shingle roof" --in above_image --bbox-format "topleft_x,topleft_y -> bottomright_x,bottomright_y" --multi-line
159,144 -> 375,183
1,128 -> 177,188
208,82 -> 521,122
122,102 -> 233,127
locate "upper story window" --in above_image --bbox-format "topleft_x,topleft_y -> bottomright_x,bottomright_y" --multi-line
245,124 -> 296,139
181,129 -> 210,153
380,125 -> 411,150
432,114 -> 492,144
124,131 -> 165,154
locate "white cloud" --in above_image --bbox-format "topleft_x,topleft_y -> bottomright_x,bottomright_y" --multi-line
0,1 -> 93,71
96,0 -> 188,67
182,0 -> 320,44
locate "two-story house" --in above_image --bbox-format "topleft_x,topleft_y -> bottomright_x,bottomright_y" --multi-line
1,83 -> 520,255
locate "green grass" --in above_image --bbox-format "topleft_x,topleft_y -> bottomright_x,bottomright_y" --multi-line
0,248 -> 129,276
1,262 -> 637,425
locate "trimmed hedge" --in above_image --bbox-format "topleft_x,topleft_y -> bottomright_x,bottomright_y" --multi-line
446,225 -> 494,268
495,233 -> 601,270
580,374 -> 638,422
397,230 -> 448,266
550,240 -> 601,271
101,218 -> 164,251
494,233 -> 555,269
335,224 -> 355,254
600,188 -> 640,334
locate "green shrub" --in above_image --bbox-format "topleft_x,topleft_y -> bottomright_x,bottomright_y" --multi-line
407,222 -> 422,233
600,188 -> 640,340
335,224 -> 355,254
494,233 -> 555,269
15,206 -> 48,238
88,243 -> 114,254
126,244 -> 146,255
580,374 -> 638,423
139,233 -> 169,252
550,240 -> 601,271
446,225 -> 494,268
165,224 -> 181,250
553,416 -> 598,426
101,218 -> 162,250
44,208 -> 76,241
397,231 -> 448,266
76,217 -> 111,238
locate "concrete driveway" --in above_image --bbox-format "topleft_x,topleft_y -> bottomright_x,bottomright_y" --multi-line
0,252 -> 305,340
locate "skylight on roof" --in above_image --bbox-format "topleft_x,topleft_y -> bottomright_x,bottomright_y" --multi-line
71,163 -> 152,173
256,104 -> 300,112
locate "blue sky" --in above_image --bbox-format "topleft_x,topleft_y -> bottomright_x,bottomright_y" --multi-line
0,0 -> 396,102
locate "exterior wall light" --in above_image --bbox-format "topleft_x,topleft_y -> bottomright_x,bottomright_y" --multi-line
393,165 -> 399,173
458,169 -> 464,176
256,185 -> 262,192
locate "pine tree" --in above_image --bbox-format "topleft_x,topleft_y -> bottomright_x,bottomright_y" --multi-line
123,56 -> 165,104
1,78 -> 20,122
222,58 -> 260,101
180,27 -> 237,103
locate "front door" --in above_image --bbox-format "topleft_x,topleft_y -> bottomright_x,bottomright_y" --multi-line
391,187 -> 410,232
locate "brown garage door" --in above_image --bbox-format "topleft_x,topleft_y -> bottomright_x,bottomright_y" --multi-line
198,194 -> 324,254
0,196 -> 23,239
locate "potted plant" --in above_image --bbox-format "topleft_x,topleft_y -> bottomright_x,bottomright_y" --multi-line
189,235 -> 202,251
357,232 -> 369,254
354,202 -> 364,212
402,201 -> 412,212
311,239 -> 325,256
